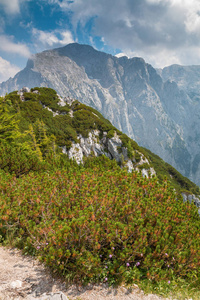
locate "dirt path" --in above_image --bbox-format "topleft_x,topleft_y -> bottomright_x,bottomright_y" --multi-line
0,246 -> 170,300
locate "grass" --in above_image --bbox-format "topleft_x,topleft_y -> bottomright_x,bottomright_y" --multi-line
139,278 -> 200,299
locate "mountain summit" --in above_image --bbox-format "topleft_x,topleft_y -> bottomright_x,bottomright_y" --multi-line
0,43 -> 200,185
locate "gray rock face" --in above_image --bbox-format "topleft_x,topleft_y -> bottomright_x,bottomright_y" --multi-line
158,64 -> 200,102
1,43 -> 200,184
181,193 -> 200,214
158,64 -> 200,185
64,130 -> 154,177
107,132 -> 124,162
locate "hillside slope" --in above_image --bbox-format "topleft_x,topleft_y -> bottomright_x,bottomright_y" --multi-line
1,87 -> 200,296
2,87 -> 199,196
0,43 -> 199,185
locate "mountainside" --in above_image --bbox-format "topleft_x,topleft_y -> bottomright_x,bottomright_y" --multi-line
1,87 -> 200,296
158,64 -> 200,102
1,43 -> 200,185
3,87 -> 199,196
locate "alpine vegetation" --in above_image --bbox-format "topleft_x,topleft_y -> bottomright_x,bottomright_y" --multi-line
0,87 -> 200,297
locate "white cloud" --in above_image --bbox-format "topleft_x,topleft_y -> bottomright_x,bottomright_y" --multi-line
125,48 -> 182,68
60,30 -> 74,45
115,53 -> 129,58
145,0 -> 163,3
0,35 -> 30,57
32,28 -> 74,49
0,0 -> 20,14
55,0 -> 200,67
0,57 -> 20,83
0,0 -> 30,14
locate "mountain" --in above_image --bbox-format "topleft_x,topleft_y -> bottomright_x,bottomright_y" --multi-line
0,43 -> 200,185
158,64 -> 200,102
4,86 -> 199,196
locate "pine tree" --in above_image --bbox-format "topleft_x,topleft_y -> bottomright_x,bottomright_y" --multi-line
24,120 -> 58,160
0,98 -> 21,141
33,120 -> 57,158
25,124 -> 43,160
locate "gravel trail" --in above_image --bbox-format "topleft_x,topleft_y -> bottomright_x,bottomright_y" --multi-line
0,246 -> 171,300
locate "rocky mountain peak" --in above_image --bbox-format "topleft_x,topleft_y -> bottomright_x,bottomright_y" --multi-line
1,43 -> 200,185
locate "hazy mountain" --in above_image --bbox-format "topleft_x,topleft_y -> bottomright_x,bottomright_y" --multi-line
158,64 -> 200,102
1,43 -> 200,185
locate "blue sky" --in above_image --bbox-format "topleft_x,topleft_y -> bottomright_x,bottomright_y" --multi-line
1,0 -> 200,83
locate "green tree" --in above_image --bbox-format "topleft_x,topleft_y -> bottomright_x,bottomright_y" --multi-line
25,124 -> 43,160
25,120 -> 58,160
0,98 -> 21,141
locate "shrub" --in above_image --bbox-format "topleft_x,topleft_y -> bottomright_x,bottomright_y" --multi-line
0,163 -> 200,287
0,141 -> 46,176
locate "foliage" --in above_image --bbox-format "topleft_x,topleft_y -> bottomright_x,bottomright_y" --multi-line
127,140 -> 135,159
0,159 -> 200,289
1,87 -> 200,297
0,140 -> 46,176
0,97 -> 21,141
145,148 -> 200,194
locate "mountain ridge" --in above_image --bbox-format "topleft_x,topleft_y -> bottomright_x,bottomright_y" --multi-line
4,86 -> 199,196
1,43 -> 200,185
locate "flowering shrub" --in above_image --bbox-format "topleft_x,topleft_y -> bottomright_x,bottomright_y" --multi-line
0,160 -> 200,286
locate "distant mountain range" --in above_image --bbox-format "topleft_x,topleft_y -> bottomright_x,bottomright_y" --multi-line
1,43 -> 200,185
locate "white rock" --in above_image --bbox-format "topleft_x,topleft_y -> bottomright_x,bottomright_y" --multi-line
57,95 -> 66,107
69,110 -> 73,117
107,133 -> 122,162
141,169 -> 149,178
68,143 -> 83,164
125,160 -> 134,172
10,280 -> 23,289
150,167 -> 156,176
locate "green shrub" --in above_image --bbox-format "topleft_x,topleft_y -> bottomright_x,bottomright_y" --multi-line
137,163 -> 150,170
107,130 -> 115,139
135,152 -> 141,162
23,92 -> 38,102
0,164 -> 200,287
0,141 -> 46,176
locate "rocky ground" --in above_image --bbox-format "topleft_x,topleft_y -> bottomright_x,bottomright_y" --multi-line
0,246 -> 171,300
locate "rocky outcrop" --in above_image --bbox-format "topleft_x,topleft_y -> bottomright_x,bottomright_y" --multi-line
10,88 -> 156,178
63,130 -> 155,177
17,87 -> 31,101
1,44 -> 200,185
181,193 -> 200,215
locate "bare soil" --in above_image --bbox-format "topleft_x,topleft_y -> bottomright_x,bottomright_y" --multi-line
0,246 -> 170,300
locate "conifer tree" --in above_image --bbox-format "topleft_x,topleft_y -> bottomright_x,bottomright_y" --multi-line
25,124 -> 43,160
0,98 -> 21,141
33,120 -> 57,158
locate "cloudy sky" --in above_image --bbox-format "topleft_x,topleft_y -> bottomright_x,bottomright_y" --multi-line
1,0 -> 200,83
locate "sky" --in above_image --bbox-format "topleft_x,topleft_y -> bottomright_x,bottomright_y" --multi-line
1,0 -> 200,83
